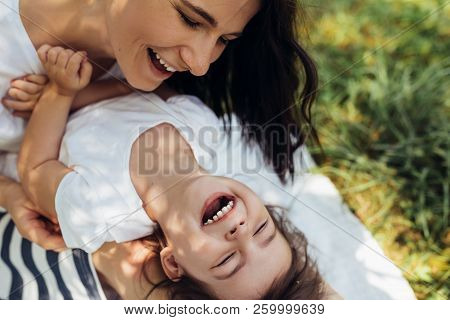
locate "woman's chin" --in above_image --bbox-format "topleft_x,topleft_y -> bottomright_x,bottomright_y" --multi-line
126,75 -> 162,92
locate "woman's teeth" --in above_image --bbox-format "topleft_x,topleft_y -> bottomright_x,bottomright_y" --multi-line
204,200 -> 234,226
154,51 -> 176,72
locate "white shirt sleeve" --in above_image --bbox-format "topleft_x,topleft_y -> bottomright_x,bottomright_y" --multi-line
55,169 -> 111,253
55,164 -> 154,253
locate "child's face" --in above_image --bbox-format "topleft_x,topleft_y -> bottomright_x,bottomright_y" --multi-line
157,175 -> 292,299
107,0 -> 260,91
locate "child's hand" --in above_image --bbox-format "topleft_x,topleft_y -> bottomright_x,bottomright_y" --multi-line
2,75 -> 48,119
37,44 -> 93,97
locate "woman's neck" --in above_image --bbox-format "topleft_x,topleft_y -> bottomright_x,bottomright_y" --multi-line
92,241 -> 167,300
19,0 -> 114,59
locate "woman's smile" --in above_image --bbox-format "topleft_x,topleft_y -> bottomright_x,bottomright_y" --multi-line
146,48 -> 176,80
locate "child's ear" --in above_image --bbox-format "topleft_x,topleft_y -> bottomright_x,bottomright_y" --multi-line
159,246 -> 184,282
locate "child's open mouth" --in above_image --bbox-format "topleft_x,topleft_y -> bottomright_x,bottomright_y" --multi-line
201,194 -> 235,226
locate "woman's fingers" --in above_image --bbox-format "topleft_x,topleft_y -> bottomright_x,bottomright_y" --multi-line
27,224 -> 67,251
25,74 -> 48,86
20,215 -> 66,251
10,78 -> 44,94
15,208 -> 67,252
6,87 -> 39,102
12,111 -> 32,119
1,98 -> 35,111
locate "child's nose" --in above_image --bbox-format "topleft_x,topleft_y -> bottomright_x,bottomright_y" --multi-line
226,218 -> 247,241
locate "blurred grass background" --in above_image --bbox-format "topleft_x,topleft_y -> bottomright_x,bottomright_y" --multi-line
303,0 -> 449,299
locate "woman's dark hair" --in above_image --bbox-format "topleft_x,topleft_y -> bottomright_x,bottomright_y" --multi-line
166,0 -> 319,184
141,206 -> 326,300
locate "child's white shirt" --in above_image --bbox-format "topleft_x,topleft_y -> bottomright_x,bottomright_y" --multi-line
55,93 -> 224,252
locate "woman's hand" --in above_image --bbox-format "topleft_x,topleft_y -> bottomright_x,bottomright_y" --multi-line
5,181 -> 66,251
1,74 -> 48,119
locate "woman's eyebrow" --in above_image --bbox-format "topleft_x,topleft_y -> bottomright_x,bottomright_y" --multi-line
180,0 -> 218,27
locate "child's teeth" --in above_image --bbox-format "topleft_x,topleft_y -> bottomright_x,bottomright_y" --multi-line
204,199 -> 235,226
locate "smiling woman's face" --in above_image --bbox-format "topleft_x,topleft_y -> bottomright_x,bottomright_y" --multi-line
156,175 -> 292,299
106,0 -> 260,91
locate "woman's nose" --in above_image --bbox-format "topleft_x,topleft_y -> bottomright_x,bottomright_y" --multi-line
180,37 -> 218,76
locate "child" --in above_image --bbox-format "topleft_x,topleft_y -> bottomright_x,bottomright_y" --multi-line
14,45 -> 338,299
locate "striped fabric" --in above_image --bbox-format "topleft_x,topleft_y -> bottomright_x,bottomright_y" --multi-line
0,211 -> 106,300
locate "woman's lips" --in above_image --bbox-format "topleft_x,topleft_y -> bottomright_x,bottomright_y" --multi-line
146,48 -> 173,80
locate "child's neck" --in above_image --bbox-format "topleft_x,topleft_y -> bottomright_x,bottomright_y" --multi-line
130,124 -> 206,222
20,0 -> 113,59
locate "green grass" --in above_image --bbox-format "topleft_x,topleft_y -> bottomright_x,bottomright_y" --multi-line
303,0 -> 449,299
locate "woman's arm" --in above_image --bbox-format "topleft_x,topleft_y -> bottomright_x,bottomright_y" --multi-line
71,78 -> 132,111
0,175 -> 66,250
0,175 -> 17,209
18,45 -> 92,219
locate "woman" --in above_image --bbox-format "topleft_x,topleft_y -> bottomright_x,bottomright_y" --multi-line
0,0 -> 317,249
1,0 -> 317,175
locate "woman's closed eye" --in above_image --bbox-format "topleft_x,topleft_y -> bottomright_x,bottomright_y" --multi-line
177,9 -> 201,29
175,8 -> 230,45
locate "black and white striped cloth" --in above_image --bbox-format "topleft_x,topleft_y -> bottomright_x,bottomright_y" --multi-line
0,211 -> 106,299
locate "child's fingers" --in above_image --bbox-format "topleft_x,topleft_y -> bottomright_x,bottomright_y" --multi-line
55,49 -> 70,69
56,49 -> 76,69
37,44 -> 52,64
10,79 -> 44,95
79,60 -> 93,84
47,46 -> 65,65
7,87 -> 38,102
25,74 -> 48,86
66,51 -> 87,75
1,98 -> 35,111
